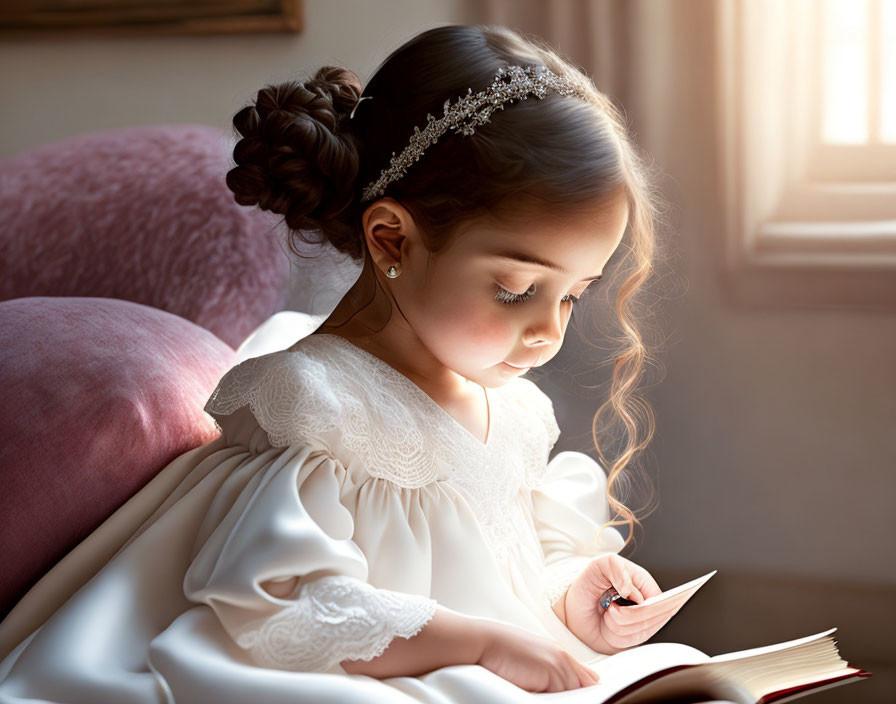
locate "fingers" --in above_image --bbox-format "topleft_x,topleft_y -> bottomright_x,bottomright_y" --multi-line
547,657 -> 593,693
602,602 -> 679,637
588,553 -> 669,606
609,580 -> 703,618
604,589 -> 693,627
606,553 -> 663,603
620,569 -> 645,603
576,663 -> 600,688
600,602 -> 678,649
618,563 -> 638,601
600,585 -> 700,642
632,566 -> 663,599
603,555 -> 645,604
635,583 -> 703,611
601,618 -> 666,651
570,657 -> 600,688
601,554 -> 659,604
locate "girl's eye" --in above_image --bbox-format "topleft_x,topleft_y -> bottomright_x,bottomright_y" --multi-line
494,283 -> 536,305
494,283 -> 590,306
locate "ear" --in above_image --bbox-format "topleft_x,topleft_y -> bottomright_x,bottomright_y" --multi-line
360,198 -> 415,274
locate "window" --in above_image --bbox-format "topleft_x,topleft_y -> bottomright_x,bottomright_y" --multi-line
811,0 -> 895,185
718,0 -> 896,310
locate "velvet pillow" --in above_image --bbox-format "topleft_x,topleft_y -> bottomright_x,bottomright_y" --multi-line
0,124 -> 291,349
0,297 -> 236,618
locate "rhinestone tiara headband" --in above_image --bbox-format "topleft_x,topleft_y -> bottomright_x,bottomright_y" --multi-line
358,64 -> 593,203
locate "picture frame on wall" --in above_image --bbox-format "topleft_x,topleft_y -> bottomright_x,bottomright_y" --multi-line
0,0 -> 303,38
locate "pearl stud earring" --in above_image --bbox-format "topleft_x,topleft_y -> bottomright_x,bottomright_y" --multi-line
386,264 -> 401,278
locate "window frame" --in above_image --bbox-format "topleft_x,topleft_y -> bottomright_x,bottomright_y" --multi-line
717,0 -> 896,312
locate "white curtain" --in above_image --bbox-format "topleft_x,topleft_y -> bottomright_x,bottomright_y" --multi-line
462,0 -> 696,169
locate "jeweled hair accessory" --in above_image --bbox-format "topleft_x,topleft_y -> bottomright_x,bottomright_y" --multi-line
360,64 -> 593,203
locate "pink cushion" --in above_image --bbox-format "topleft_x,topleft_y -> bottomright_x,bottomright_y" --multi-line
0,124 -> 291,349
0,297 -> 236,617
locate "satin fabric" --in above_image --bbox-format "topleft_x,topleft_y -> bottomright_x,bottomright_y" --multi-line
0,331 -> 702,703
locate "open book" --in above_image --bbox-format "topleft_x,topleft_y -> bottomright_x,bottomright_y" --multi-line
585,572 -> 871,703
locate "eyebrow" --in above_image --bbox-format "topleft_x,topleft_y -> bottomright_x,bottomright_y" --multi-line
489,250 -> 603,281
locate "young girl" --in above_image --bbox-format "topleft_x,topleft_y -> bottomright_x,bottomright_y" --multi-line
0,24 -> 696,703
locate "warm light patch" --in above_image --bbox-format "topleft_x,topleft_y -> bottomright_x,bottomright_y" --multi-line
822,0 -> 896,144
882,0 -> 896,141
822,0 -> 869,143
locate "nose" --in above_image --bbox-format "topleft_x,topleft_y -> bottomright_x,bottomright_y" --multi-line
522,301 -> 565,349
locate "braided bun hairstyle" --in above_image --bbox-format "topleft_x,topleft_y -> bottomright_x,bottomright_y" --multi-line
225,66 -> 366,259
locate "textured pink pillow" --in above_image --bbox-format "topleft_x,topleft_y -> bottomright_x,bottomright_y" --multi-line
0,124 -> 291,349
0,296 -> 236,618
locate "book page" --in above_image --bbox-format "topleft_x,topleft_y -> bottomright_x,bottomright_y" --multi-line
633,570 -> 717,607
702,634 -> 862,703
708,628 -> 838,663
579,642 -> 710,699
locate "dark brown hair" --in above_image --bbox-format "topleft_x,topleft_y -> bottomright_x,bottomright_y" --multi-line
226,23 -> 669,549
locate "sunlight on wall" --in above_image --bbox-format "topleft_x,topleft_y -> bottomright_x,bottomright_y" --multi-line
822,0 -> 896,144
883,0 -> 896,140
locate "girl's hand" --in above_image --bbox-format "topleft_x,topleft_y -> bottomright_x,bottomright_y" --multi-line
475,619 -> 600,693
561,553 -> 686,655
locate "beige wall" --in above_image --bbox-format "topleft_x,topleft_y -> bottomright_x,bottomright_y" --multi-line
0,0 -> 465,158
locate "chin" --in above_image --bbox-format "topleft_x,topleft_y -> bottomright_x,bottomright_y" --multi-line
470,364 -> 528,388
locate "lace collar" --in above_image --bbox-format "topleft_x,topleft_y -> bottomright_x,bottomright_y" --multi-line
304,333 -> 495,448
204,331 -> 558,491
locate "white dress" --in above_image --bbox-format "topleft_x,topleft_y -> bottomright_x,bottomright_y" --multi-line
0,332 -> 697,703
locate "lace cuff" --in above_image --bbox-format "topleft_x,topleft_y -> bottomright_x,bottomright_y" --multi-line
234,574 -> 438,672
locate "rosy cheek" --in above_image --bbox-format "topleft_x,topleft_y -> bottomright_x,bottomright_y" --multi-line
433,293 -> 511,345
458,307 -> 515,352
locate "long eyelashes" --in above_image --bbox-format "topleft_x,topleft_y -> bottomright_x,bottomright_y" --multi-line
494,283 -> 537,305
494,282 -> 596,306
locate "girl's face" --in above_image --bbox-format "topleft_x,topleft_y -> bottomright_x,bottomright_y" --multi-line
396,190 -> 630,388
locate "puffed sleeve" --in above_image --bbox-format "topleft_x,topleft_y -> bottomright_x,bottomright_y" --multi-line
181,441 -> 438,674
533,452 -> 626,606
520,382 -> 626,607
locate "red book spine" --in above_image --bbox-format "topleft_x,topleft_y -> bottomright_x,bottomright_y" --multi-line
602,664 -> 697,704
